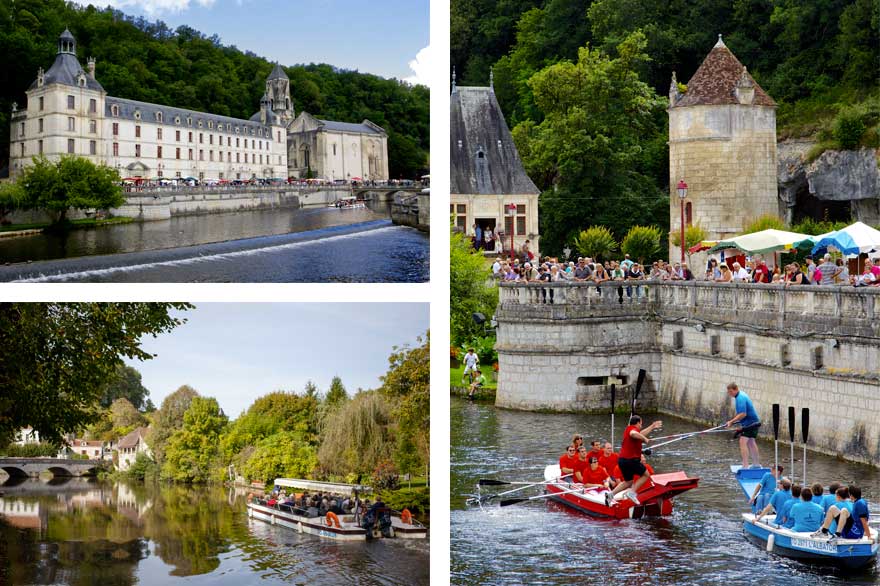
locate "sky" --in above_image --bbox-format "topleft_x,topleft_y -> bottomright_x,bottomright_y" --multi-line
123,303 -> 429,418
73,0 -> 431,84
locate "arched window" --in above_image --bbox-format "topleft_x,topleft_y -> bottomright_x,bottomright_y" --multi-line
156,112 -> 163,123
477,150 -> 485,159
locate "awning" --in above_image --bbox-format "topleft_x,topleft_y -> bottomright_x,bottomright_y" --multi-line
811,222 -> 880,256
707,229 -> 814,255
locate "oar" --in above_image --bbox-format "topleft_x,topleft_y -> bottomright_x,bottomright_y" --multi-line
802,408 -> 809,485
642,424 -> 727,454
630,369 -> 646,417
478,479 -> 535,486
651,426 -> 731,442
772,404 -> 780,480
481,475 -> 572,502
788,406 -> 796,482
500,485 -> 597,507
610,384 -> 616,447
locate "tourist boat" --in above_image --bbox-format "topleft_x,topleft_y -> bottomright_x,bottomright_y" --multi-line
733,466 -> 879,569
246,478 -> 427,541
329,196 -> 366,209
542,464 -> 699,520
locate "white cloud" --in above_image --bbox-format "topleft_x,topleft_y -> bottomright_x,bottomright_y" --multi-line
74,0 -> 215,15
403,44 -> 431,87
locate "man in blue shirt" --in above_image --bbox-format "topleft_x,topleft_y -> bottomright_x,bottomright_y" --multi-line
755,477 -> 791,523
790,490 -> 825,533
841,486 -> 871,541
777,484 -> 800,529
750,467 -> 784,513
822,481 -> 841,513
812,486 -> 854,540
724,382 -> 761,468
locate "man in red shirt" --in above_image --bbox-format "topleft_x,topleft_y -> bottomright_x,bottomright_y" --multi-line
558,445 -> 578,479
572,446 -> 590,483
579,457 -> 612,490
586,440 -> 602,461
599,442 -> 619,481
606,415 -> 662,506
752,257 -> 770,283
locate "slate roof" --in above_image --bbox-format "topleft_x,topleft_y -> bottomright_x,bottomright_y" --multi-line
318,119 -> 383,135
118,427 -> 148,450
105,96 -> 275,134
29,52 -> 104,92
450,86 -> 539,195
672,37 -> 775,108
268,63 -> 288,80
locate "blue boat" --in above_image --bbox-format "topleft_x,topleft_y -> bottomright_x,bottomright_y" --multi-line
732,465 -> 879,569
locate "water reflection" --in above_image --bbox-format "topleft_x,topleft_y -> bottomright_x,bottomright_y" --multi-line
451,398 -> 880,586
0,479 -> 428,585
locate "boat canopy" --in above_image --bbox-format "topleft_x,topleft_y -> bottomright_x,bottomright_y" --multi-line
273,478 -> 373,495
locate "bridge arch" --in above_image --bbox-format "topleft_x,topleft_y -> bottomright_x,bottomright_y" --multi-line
46,466 -> 73,478
1,466 -> 28,478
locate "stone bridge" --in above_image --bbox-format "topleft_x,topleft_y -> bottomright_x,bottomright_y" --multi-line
354,185 -> 424,202
495,281 -> 880,465
0,458 -> 109,479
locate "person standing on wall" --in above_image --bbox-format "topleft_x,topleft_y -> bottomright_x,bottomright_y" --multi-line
724,382 -> 761,469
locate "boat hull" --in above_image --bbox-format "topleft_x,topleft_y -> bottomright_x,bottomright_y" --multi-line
741,513 -> 878,569
246,501 -> 427,540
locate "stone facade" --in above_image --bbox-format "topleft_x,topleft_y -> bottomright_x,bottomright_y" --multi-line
495,281 -> 880,465
9,31 -> 288,181
668,36 -> 778,262
286,112 -> 388,181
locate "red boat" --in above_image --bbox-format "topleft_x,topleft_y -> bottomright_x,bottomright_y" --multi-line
543,464 -> 700,520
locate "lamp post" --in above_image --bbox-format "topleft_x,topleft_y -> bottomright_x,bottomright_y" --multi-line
506,203 -> 517,260
677,180 -> 688,264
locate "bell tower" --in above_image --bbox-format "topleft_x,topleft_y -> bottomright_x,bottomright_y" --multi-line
266,63 -> 293,126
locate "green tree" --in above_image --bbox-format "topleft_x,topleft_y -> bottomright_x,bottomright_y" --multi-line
832,107 -> 866,149
0,181 -> 23,223
99,364 -> 151,410
573,226 -> 618,260
621,225 -> 662,264
161,396 -> 227,483
669,224 -> 708,264
324,376 -> 349,409
16,156 -> 123,226
148,384 -> 199,466
450,230 -> 498,347
109,397 -> 146,431
317,391 -> 395,477
742,214 -> 786,234
380,334 -> 429,472
241,430 -> 318,484
0,303 -> 190,446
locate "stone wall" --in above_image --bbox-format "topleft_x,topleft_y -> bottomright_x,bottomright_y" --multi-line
496,281 -> 880,465
112,187 -> 308,220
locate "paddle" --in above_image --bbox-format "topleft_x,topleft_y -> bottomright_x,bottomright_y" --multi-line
480,475 -> 572,502
478,479 -> 533,486
788,406 -> 796,482
610,384 -> 616,448
500,485 -> 598,507
642,424 -> 728,455
802,408 -> 809,485
631,370 -> 646,417
772,404 -> 780,481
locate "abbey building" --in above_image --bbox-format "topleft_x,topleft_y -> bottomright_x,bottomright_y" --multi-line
9,30 -> 388,183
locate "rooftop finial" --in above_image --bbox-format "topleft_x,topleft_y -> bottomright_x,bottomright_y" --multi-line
714,34 -> 725,49
451,66 -> 456,93
489,67 -> 494,91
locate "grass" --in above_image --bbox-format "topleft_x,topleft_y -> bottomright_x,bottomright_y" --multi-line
0,216 -> 135,232
450,364 -> 497,390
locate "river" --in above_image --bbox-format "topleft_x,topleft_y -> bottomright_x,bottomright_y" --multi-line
451,398 -> 880,585
0,478 -> 429,586
0,204 -> 428,282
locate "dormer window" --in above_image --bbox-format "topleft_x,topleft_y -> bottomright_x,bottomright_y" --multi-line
198,120 -> 203,128
208,121 -> 213,129
497,140 -> 502,148
235,126 -> 240,134
111,104 -> 119,117
457,140 -> 462,149
156,112 -> 163,123
175,116 -> 181,125
77,74 -> 86,87
134,110 -> 141,120
477,150 -> 485,159
186,116 -> 192,126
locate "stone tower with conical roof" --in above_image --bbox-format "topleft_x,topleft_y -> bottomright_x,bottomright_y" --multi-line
668,35 -> 778,261
265,63 -> 293,126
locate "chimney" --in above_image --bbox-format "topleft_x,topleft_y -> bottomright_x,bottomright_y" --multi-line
735,66 -> 755,105
87,57 -> 96,77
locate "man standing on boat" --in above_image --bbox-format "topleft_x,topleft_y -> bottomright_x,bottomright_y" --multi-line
606,415 -> 662,506
724,382 -> 761,469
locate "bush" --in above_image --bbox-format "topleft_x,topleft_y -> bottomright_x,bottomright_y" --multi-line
0,442 -> 58,457
380,487 -> 429,515
573,226 -> 618,261
621,225 -> 662,264
832,108 -> 866,150
669,224 -> 708,251
459,335 -> 497,369
124,451 -> 158,481
372,460 -> 399,490
742,215 -> 786,234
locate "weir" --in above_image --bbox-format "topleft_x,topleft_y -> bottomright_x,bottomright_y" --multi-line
495,281 -> 880,465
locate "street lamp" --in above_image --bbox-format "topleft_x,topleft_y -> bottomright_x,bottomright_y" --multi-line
677,179 -> 688,264
506,203 -> 517,260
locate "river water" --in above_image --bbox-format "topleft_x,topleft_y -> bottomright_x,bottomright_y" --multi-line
0,478 -> 429,586
451,398 -> 880,586
0,204 -> 429,282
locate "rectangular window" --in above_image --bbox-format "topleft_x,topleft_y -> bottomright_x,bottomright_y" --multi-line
135,144 -> 141,158
176,171 -> 181,178
210,134 -> 214,145
199,149 -> 204,161
67,138 -> 75,154
277,131 -> 281,142
158,169 -> 163,177
135,125 -> 141,138
188,131 -> 193,142
39,96 -> 44,110
219,172 -> 224,179
38,139 -> 43,154
89,120 -> 96,133
18,122 -> 24,137
19,143 -> 24,157
333,144 -> 337,156
67,95 -> 75,109
228,151 -> 231,161
188,148 -> 193,160
112,122 -> 119,136
219,151 -> 223,162
236,153 -> 240,163
504,204 -> 527,236
259,154 -> 263,164
89,98 -> 96,113
209,150 -> 213,161
176,147 -> 181,159
176,130 -> 181,142
157,146 -> 163,159
113,142 -> 119,156
39,119 -> 44,133
451,203 -> 467,230
199,133 -> 203,144
89,140 -> 96,155
244,153 -> 248,163
67,117 -> 75,131
157,128 -> 163,140
236,137 -> 240,148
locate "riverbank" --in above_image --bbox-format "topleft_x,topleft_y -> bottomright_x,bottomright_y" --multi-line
0,216 -> 135,237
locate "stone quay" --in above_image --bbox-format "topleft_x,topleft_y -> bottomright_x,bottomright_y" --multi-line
495,281 -> 880,465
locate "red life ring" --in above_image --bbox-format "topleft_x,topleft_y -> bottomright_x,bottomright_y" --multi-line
400,509 -> 413,525
325,511 -> 341,528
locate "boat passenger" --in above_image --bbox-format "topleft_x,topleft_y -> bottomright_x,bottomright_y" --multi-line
813,486 -> 853,538
822,482 -> 841,513
777,483 -> 799,528
598,442 -> 619,480
580,457 -> 612,490
571,434 -> 584,451
810,483 -> 824,501
723,382 -> 761,469
559,445 -> 578,479
749,465 -> 783,513
607,415 -> 663,506
789,488 -> 824,533
837,486 -> 871,541
755,477 -> 791,523
586,440 -> 602,462
573,446 -> 590,483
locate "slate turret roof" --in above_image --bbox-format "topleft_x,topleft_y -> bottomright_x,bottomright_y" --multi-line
29,29 -> 104,92
268,63 -> 288,80
451,86 -> 539,195
671,36 -> 775,108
